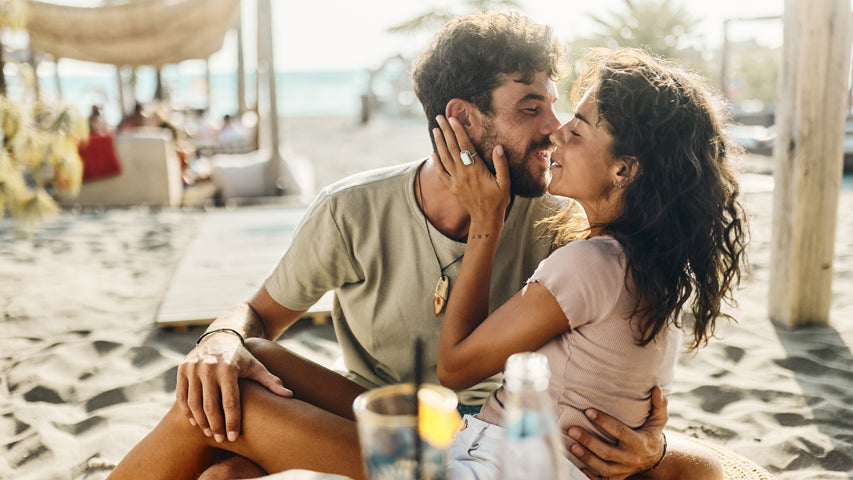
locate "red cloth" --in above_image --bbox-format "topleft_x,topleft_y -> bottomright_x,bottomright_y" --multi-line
78,133 -> 122,182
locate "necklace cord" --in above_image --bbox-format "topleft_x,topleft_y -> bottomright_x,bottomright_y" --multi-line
416,164 -> 465,273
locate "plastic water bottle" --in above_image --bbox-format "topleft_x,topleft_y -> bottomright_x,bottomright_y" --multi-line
500,352 -> 566,480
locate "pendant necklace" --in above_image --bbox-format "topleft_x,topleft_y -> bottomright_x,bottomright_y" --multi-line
416,165 -> 464,316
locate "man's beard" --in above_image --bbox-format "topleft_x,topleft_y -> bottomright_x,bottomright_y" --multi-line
478,120 -> 552,198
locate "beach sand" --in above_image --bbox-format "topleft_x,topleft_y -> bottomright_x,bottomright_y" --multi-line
1,114 -> 852,480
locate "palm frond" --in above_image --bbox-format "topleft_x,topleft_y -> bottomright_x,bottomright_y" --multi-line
388,10 -> 455,33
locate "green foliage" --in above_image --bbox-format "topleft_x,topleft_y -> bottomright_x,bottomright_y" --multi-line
0,0 -> 87,223
583,0 -> 698,59
727,44 -> 780,106
0,0 -> 26,29
0,86 -> 88,221
560,0 -> 714,111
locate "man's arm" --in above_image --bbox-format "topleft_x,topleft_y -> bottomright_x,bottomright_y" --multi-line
566,386 -> 724,480
568,386 -> 668,480
176,286 -> 307,443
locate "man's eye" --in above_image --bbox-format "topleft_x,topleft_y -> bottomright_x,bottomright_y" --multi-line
523,108 -> 539,114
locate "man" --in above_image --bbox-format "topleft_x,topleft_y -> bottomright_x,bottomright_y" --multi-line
108,11 -> 720,480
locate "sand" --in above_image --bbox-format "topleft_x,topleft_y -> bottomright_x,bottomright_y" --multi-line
1,114 -> 852,480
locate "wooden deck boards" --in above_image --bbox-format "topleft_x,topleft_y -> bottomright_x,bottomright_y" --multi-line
156,205 -> 334,328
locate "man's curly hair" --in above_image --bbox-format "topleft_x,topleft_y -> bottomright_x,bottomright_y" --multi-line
411,10 -> 564,141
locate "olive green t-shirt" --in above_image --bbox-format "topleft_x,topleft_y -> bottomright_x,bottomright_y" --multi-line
265,161 -> 562,405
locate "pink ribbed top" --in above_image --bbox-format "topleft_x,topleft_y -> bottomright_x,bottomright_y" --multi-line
477,236 -> 680,469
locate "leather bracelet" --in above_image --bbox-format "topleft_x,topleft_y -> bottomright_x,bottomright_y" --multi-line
196,328 -> 246,348
643,432 -> 667,473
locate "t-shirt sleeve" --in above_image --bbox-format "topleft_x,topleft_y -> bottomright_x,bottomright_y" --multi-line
264,191 -> 362,310
527,238 -> 626,330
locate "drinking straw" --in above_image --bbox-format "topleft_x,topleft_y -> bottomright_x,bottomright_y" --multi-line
414,336 -> 424,480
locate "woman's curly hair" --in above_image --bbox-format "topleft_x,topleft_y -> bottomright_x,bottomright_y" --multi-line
551,48 -> 749,350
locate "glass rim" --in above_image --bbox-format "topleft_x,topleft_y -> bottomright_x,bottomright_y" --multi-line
352,383 -> 457,426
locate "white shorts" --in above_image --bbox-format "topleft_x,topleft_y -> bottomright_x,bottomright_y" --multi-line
448,415 -> 587,480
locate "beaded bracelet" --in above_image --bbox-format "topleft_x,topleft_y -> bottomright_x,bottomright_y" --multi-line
196,328 -> 247,348
643,432 -> 668,473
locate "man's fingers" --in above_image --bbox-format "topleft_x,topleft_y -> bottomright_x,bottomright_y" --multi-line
578,468 -> 598,480
199,365 -> 226,442
175,363 -> 191,421
185,370 -> 208,433
647,386 -> 669,427
584,408 -> 631,446
570,440 -> 619,478
569,425 -> 619,464
247,362 -> 293,398
219,374 -> 242,443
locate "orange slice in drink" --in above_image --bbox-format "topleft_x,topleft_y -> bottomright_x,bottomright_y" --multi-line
418,387 -> 462,448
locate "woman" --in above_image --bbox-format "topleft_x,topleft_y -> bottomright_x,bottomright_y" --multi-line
432,47 -> 748,479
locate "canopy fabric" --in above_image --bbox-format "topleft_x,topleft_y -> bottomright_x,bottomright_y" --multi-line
27,0 -> 241,66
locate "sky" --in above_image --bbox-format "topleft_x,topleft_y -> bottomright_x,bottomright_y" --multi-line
265,0 -> 785,72
43,0 -> 788,76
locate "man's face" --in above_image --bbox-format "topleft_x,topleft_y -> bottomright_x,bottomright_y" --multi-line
475,72 -> 561,197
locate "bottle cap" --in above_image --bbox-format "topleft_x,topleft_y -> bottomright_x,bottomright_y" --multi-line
504,352 -> 550,391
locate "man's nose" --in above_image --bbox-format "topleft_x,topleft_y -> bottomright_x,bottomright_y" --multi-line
541,107 -> 562,136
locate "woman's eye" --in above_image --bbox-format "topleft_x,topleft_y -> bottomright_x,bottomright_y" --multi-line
571,130 -> 580,137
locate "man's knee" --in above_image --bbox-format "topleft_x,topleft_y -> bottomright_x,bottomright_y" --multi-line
196,454 -> 266,480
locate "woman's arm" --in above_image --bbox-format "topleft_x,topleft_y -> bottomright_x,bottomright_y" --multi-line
431,115 -> 570,390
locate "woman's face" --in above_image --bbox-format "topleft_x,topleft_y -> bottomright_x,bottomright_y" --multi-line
548,91 -> 618,208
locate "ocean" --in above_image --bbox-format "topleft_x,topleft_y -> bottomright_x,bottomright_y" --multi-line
17,69 -> 373,125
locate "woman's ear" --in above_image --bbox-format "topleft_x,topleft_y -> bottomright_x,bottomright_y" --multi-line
613,156 -> 640,188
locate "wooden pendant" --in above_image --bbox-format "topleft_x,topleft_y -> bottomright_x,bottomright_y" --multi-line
433,274 -> 450,316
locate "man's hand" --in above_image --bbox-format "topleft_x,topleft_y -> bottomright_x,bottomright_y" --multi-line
175,331 -> 292,443
568,386 -> 668,479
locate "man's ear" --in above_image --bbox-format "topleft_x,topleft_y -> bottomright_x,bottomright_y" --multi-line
446,98 -> 483,141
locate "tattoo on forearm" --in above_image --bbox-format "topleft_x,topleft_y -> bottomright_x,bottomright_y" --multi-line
246,320 -> 266,339
245,304 -> 267,339
470,233 -> 491,240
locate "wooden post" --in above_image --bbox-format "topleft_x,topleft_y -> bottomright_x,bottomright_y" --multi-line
116,66 -> 126,117
205,58 -> 212,112
236,9 -> 246,115
769,0 -> 852,327
720,19 -> 730,98
54,58 -> 62,99
28,49 -> 39,100
154,67 -> 164,101
257,0 -> 289,195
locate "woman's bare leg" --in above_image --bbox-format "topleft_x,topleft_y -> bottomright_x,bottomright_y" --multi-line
636,434 -> 723,480
245,338 -> 367,420
108,339 -> 368,480
106,401 -> 222,480
197,452 -> 266,480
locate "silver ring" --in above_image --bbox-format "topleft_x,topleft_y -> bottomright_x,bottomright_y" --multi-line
460,149 -> 477,166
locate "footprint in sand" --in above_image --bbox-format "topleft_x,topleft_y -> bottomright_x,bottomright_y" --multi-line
688,385 -> 745,413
